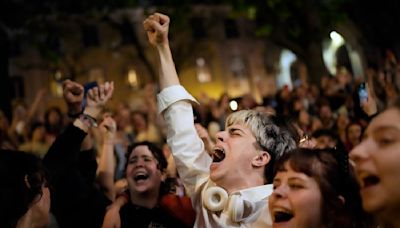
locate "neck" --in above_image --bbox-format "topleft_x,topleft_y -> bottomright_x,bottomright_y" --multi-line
378,210 -> 400,228
222,175 -> 265,194
16,210 -> 34,228
130,189 -> 160,209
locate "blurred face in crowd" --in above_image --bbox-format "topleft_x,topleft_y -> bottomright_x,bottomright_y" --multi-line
336,114 -> 350,131
115,103 -> 131,130
126,145 -> 163,195
298,110 -> 310,126
132,113 -> 147,132
48,110 -> 61,126
269,162 -> 322,228
315,135 -> 336,149
319,105 -> 332,121
350,108 -> 400,221
347,123 -> 362,145
32,125 -> 46,142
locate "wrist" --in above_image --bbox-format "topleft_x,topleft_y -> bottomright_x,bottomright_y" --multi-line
67,103 -> 83,118
79,113 -> 98,128
156,42 -> 170,51
83,106 -> 101,120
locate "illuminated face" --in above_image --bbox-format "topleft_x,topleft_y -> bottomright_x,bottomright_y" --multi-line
269,163 -> 322,228
126,145 -> 163,194
211,123 -> 264,192
350,108 -> 400,219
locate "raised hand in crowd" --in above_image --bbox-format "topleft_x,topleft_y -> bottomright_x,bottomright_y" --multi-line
97,114 -> 118,201
63,79 -> 84,116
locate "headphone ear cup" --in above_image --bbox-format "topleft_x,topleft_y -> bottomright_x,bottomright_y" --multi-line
202,186 -> 228,211
228,195 -> 244,222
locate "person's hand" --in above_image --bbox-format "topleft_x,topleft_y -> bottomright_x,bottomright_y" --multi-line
99,115 -> 117,144
63,79 -> 84,116
84,81 -> 114,120
143,13 -> 170,47
102,194 -> 128,228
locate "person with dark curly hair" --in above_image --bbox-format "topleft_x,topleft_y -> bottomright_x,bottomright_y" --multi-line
0,149 -> 50,228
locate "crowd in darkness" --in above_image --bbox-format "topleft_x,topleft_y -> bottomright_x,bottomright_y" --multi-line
1,12 -> 400,228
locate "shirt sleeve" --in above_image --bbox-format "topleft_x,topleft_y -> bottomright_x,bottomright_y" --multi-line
157,85 -> 212,196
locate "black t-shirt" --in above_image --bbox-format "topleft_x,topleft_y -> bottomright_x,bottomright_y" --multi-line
120,203 -> 188,228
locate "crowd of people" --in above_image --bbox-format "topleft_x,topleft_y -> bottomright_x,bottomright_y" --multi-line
1,12 -> 400,228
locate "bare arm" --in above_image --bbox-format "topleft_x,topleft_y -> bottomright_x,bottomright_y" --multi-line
97,116 -> 117,201
143,13 -> 179,89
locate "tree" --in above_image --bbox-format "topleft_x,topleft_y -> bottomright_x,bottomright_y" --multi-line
226,0 -> 347,84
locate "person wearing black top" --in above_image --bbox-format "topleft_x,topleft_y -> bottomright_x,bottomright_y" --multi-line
43,80 -> 114,227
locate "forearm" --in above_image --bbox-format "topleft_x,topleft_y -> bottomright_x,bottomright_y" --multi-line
163,100 -> 211,194
156,44 -> 180,90
97,142 -> 116,200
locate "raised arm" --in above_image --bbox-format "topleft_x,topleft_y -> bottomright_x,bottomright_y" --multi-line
43,80 -> 114,227
143,13 -> 211,197
97,115 -> 117,201
143,13 -> 179,89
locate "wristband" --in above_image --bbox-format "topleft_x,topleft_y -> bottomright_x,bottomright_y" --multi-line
79,113 -> 98,128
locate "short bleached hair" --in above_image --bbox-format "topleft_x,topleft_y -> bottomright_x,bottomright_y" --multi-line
226,110 -> 299,183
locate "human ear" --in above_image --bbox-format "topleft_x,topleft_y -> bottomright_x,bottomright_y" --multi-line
251,151 -> 271,167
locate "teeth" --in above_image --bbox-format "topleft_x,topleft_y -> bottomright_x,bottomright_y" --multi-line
213,147 -> 225,154
135,171 -> 147,177
273,208 -> 292,214
212,147 -> 226,162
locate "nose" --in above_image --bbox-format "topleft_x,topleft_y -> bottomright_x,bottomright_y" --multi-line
271,185 -> 287,199
349,140 -> 369,164
133,158 -> 145,168
215,130 -> 227,142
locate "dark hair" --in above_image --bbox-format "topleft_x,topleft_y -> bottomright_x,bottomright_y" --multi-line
126,141 -> 167,173
273,148 -> 375,228
0,149 -> 48,228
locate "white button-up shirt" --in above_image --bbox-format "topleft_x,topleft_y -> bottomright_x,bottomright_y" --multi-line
158,85 -> 273,228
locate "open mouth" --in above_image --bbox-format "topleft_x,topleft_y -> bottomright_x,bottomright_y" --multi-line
362,175 -> 380,188
212,147 -> 225,163
273,210 -> 294,223
134,173 -> 149,182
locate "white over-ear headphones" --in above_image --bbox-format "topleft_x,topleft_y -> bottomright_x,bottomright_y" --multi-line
202,186 -> 263,223
202,186 -> 228,211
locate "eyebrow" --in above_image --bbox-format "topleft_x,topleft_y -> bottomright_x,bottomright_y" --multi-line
365,125 -> 400,138
229,127 -> 246,134
287,177 -> 306,182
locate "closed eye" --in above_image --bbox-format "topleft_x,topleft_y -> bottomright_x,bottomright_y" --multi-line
229,128 -> 243,136
289,184 -> 303,190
